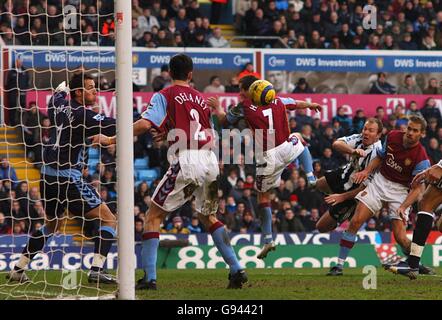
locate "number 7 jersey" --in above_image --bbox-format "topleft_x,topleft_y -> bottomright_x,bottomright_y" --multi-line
227,97 -> 295,151
142,84 -> 214,149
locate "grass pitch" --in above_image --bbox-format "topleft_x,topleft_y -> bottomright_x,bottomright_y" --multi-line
0,268 -> 441,300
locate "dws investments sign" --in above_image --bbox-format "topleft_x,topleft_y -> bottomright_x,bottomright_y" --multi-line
265,53 -> 442,73
134,52 -> 253,69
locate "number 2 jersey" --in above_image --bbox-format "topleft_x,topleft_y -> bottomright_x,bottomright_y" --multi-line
42,91 -> 116,178
141,84 -> 214,150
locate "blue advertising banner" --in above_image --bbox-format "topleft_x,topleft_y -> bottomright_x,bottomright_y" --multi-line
11,48 -> 253,70
264,52 -> 442,73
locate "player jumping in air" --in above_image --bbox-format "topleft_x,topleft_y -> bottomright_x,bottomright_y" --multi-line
94,54 -> 248,290
8,73 -> 118,284
315,118 -> 383,234
208,75 -> 321,260
384,160 -> 442,279
328,116 -> 434,276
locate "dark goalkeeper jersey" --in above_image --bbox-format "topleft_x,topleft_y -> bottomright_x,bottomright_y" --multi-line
42,91 -> 116,179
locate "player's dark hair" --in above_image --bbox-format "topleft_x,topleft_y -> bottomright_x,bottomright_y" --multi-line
239,75 -> 259,91
366,117 -> 383,134
169,54 -> 193,81
69,73 -> 94,96
408,115 -> 427,132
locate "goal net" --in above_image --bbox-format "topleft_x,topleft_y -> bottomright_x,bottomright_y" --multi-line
0,0 -> 133,299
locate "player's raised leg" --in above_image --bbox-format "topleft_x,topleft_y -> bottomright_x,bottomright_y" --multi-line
293,133 -> 316,187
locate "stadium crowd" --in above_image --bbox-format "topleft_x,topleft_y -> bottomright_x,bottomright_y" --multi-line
0,0 -> 442,50
0,94 -> 441,238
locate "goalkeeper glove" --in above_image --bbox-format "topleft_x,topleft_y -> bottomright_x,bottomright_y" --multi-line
55,81 -> 70,94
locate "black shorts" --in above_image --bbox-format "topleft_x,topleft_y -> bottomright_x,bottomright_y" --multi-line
329,199 -> 357,223
324,168 -> 347,194
41,175 -> 102,218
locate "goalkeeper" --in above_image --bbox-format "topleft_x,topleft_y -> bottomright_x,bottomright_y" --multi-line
7,73 -> 118,284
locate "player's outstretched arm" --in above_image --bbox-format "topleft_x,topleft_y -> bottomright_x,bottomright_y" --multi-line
332,140 -> 365,158
91,118 -> 153,147
353,156 -> 382,184
284,98 -> 322,113
412,162 -> 442,188
325,184 -> 365,206
397,183 -> 426,224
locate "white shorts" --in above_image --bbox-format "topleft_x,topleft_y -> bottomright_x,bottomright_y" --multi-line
255,133 -> 305,192
152,150 -> 219,215
356,171 -> 410,221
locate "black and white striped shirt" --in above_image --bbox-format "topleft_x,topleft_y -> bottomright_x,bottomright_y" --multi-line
337,134 -> 382,191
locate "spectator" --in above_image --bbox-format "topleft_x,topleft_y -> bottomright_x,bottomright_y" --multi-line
0,159 -> 18,189
420,97 -> 442,124
264,1 -> 280,22
187,0 -> 203,21
423,78 -> 442,94
399,32 -> 419,50
225,76 -> 240,93
365,218 -> 377,231
309,30 -> 325,48
203,75 -> 226,93
240,211 -> 259,233
280,209 -> 305,232
369,73 -> 396,94
188,214 -> 203,233
332,106 -> 352,134
397,74 -> 423,94
294,109 -> 313,129
320,148 -> 339,171
137,31 -> 156,47
189,30 -> 210,47
152,64 -> 172,92
352,109 -> 366,134
211,0 -> 228,24
0,212 -> 11,234
405,101 -> 423,117
393,104 -> 408,128
135,218 -> 144,241
5,58 -> 30,126
292,78 -> 314,93
208,27 -> 230,48
166,216 -> 190,234
138,8 -> 159,33
426,138 -> 442,164
132,18 -> 145,42
175,8 -> 189,33
238,62 -> 261,80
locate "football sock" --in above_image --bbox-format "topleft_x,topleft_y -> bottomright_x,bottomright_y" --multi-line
259,202 -> 273,244
298,147 -> 314,175
15,225 -> 52,272
408,212 -> 434,269
141,232 -> 160,281
337,231 -> 357,268
91,226 -> 116,272
210,221 -> 242,274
